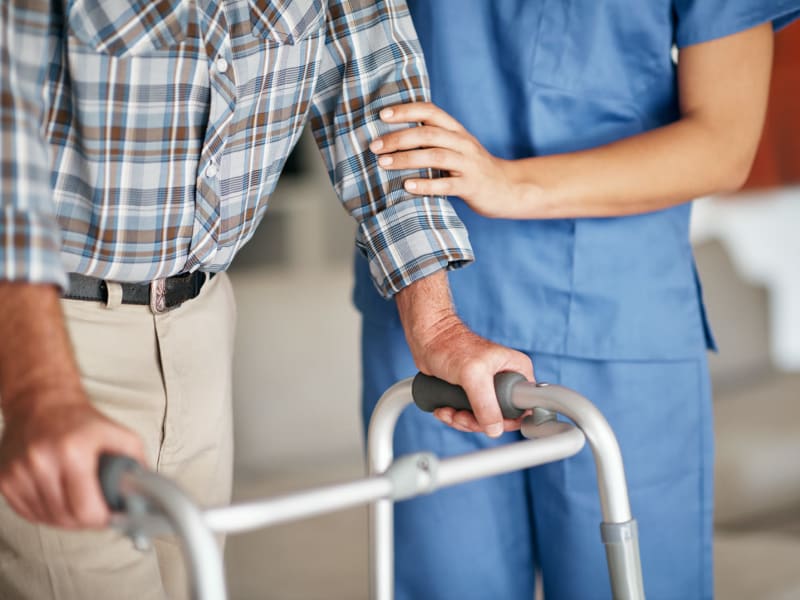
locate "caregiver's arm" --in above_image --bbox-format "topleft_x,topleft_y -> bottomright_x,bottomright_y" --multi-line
370,23 -> 773,219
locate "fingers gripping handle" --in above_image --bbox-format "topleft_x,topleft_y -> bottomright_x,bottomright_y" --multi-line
412,372 -> 527,419
98,453 -> 140,512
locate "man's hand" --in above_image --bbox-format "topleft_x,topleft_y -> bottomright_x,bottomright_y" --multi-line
0,282 -> 145,528
0,394 -> 145,528
395,271 -> 534,437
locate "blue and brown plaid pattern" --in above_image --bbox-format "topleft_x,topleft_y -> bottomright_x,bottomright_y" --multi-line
1,0 -> 473,297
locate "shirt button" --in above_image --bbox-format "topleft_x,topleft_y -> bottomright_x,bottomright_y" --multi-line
205,163 -> 219,179
215,57 -> 229,73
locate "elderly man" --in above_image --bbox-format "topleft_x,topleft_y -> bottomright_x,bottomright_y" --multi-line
0,1 -> 532,598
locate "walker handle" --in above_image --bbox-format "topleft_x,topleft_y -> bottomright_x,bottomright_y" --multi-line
412,371 -> 527,419
98,453 -> 141,511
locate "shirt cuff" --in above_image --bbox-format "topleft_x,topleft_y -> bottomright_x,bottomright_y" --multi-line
356,195 -> 474,299
1,206 -> 67,289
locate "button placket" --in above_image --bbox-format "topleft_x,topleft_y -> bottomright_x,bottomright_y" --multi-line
187,5 -> 236,271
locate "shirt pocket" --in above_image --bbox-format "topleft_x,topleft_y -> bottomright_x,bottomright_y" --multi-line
237,0 -> 325,168
249,0 -> 326,44
67,0 -> 189,58
528,0 -> 666,103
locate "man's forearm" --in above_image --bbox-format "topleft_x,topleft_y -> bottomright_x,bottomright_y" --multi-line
0,282 -> 146,528
394,269 -> 460,372
394,269 -> 535,438
0,283 -> 85,415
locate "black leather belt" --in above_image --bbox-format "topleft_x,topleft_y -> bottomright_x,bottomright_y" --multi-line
65,271 -> 216,313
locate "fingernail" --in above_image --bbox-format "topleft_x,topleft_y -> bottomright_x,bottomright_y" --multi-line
405,180 -> 417,191
487,424 -> 503,438
378,156 -> 393,166
380,108 -> 394,119
370,139 -> 383,152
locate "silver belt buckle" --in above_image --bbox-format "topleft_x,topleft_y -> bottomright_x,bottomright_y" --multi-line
149,278 -> 168,314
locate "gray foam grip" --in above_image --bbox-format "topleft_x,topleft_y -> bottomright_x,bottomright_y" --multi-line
98,453 -> 139,512
411,371 -> 526,419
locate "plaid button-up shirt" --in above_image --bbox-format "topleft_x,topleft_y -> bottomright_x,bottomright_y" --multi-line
0,0 -> 473,297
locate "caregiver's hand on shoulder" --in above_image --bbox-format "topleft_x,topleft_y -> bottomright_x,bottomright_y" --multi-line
371,102 -> 536,218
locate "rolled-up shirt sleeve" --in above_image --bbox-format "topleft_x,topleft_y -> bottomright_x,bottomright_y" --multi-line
0,2 -> 65,288
309,0 -> 473,299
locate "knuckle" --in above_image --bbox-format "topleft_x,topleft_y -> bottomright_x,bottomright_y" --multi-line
58,437 -> 85,464
429,148 -> 446,164
397,131 -> 413,147
460,359 -> 487,385
26,446 -> 51,473
385,133 -> 401,149
463,356 -> 486,374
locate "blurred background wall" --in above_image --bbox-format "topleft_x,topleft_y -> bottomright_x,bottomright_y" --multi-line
222,20 -> 800,600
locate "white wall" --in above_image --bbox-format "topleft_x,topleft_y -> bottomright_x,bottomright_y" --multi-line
691,188 -> 800,371
229,265 -> 363,475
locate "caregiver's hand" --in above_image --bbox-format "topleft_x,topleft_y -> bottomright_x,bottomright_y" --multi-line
370,102 -> 537,218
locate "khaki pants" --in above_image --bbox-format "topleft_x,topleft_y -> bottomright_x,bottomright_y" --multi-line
0,272 -> 236,600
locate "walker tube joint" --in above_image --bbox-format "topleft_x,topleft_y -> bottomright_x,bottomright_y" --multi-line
601,519 -> 645,600
385,452 -> 439,501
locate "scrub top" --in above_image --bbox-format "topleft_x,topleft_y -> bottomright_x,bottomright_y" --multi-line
354,0 -> 800,361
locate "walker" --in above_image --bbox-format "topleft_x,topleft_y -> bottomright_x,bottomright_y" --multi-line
99,373 -> 646,599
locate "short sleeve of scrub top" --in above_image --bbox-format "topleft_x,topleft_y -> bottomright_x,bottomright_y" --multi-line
674,0 -> 800,47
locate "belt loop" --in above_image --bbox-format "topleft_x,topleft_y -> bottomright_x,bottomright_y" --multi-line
105,281 -> 123,310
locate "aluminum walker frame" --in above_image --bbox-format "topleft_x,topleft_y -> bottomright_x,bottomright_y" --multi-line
100,373 -> 645,599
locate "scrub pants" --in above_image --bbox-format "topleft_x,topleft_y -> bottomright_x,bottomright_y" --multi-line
361,318 -> 714,600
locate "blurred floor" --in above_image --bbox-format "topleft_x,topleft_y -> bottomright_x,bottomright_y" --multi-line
226,466 -> 368,600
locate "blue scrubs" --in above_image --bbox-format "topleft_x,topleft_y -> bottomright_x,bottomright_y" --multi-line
356,2 -> 800,599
